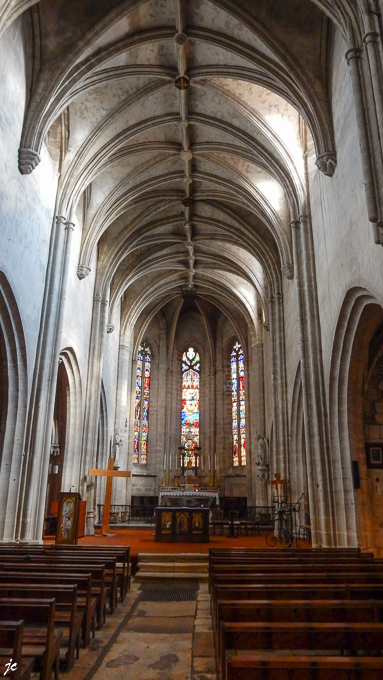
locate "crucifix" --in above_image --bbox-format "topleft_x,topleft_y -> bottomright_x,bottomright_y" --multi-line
271,472 -> 285,503
89,458 -> 131,536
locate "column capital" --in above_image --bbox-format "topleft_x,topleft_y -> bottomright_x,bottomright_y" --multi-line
282,263 -> 294,280
94,294 -> 109,306
119,344 -> 131,353
56,215 -> 67,226
290,219 -> 300,230
345,46 -> 361,64
65,221 -> 75,231
363,31 -> 379,46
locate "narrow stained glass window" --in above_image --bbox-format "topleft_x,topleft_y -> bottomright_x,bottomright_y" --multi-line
231,342 -> 246,466
181,347 -> 200,467
133,342 -> 151,464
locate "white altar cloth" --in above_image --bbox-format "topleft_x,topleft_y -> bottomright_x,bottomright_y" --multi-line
159,489 -> 219,506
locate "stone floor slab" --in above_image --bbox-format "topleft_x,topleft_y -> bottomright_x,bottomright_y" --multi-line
95,632 -> 192,680
133,601 -> 196,618
193,632 -> 215,657
193,656 -> 217,674
126,615 -> 195,634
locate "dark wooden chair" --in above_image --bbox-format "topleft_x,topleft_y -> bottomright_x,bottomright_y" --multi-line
211,509 -> 226,536
298,512 -> 312,543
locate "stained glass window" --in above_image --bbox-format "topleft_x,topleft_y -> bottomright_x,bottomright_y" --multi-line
133,342 -> 151,464
181,347 -> 200,467
231,342 -> 246,466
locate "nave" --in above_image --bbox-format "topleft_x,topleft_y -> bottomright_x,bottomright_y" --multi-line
2,534 -> 383,679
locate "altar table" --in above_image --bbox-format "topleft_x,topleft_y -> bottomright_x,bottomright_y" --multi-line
154,506 -> 210,542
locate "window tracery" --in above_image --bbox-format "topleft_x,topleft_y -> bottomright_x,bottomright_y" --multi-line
181,347 -> 200,467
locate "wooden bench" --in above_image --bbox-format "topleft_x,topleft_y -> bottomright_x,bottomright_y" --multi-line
0,562 -> 106,630
219,621 -> 383,680
0,599 -> 62,680
0,572 -> 95,648
0,585 -> 82,670
0,553 -> 118,615
53,546 -> 130,599
209,561 -> 383,591
226,654 -> 383,679
215,599 -> 383,659
0,621 -> 34,680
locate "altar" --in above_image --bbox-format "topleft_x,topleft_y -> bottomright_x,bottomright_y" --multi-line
155,506 -> 210,542
159,488 -> 219,508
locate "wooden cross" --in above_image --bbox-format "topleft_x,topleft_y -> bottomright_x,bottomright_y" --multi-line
89,458 -> 131,536
271,472 -> 285,502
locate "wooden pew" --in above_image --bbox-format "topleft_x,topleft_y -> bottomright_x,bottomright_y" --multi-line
53,546 -> 130,599
0,585 -> 82,670
0,599 -> 62,680
215,599 -> 383,659
0,553 -> 118,615
226,655 -> 383,680
0,562 -> 106,630
0,621 -> 34,680
0,572 -> 95,647
219,621 -> 383,680
0,546 -> 130,599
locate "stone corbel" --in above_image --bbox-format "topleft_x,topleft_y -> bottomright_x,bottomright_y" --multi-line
18,148 -> 41,175
315,152 -> 337,177
373,223 -> 383,246
257,465 -> 270,482
50,444 -> 60,457
282,263 -> 294,280
77,264 -> 91,280
106,324 -> 115,333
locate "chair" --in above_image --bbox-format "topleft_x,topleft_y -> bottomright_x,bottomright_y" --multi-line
257,510 -> 274,533
239,508 -> 260,536
211,509 -> 226,536
298,512 -> 312,544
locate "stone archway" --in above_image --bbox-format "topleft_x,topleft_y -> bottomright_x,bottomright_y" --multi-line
46,359 -> 69,516
329,286 -> 383,550
0,272 -> 27,541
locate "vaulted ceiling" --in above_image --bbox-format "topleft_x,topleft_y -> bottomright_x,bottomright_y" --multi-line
8,0 -> 349,340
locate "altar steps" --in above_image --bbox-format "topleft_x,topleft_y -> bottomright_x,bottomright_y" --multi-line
135,553 -> 209,581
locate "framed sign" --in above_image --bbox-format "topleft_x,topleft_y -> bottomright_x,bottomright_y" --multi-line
56,492 -> 81,544
366,443 -> 383,469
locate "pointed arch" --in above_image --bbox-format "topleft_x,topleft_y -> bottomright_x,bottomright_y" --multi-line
0,272 -> 27,541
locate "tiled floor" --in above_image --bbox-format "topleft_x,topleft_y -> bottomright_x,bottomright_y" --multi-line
62,580 -> 216,680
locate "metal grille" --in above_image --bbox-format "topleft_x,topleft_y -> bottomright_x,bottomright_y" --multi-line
138,589 -> 197,602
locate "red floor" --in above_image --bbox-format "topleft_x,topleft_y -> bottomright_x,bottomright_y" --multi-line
70,527 -> 311,558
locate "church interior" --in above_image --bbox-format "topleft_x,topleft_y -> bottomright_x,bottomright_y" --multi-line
2,0 -> 383,678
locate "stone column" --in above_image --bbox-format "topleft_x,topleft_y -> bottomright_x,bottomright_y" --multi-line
18,216 -> 75,542
291,216 -> 335,546
112,343 -> 132,505
164,365 -> 174,480
80,293 -> 109,534
268,292 -> 289,483
209,366 -> 216,486
250,307 -> 265,507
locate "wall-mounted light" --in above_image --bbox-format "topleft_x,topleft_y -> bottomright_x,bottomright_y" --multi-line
52,465 -> 59,474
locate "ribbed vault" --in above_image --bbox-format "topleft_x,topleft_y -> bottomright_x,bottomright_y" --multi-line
13,0 -> 354,335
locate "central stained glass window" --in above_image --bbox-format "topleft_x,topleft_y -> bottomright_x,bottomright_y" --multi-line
231,341 -> 246,466
133,342 -> 151,465
181,347 -> 200,467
